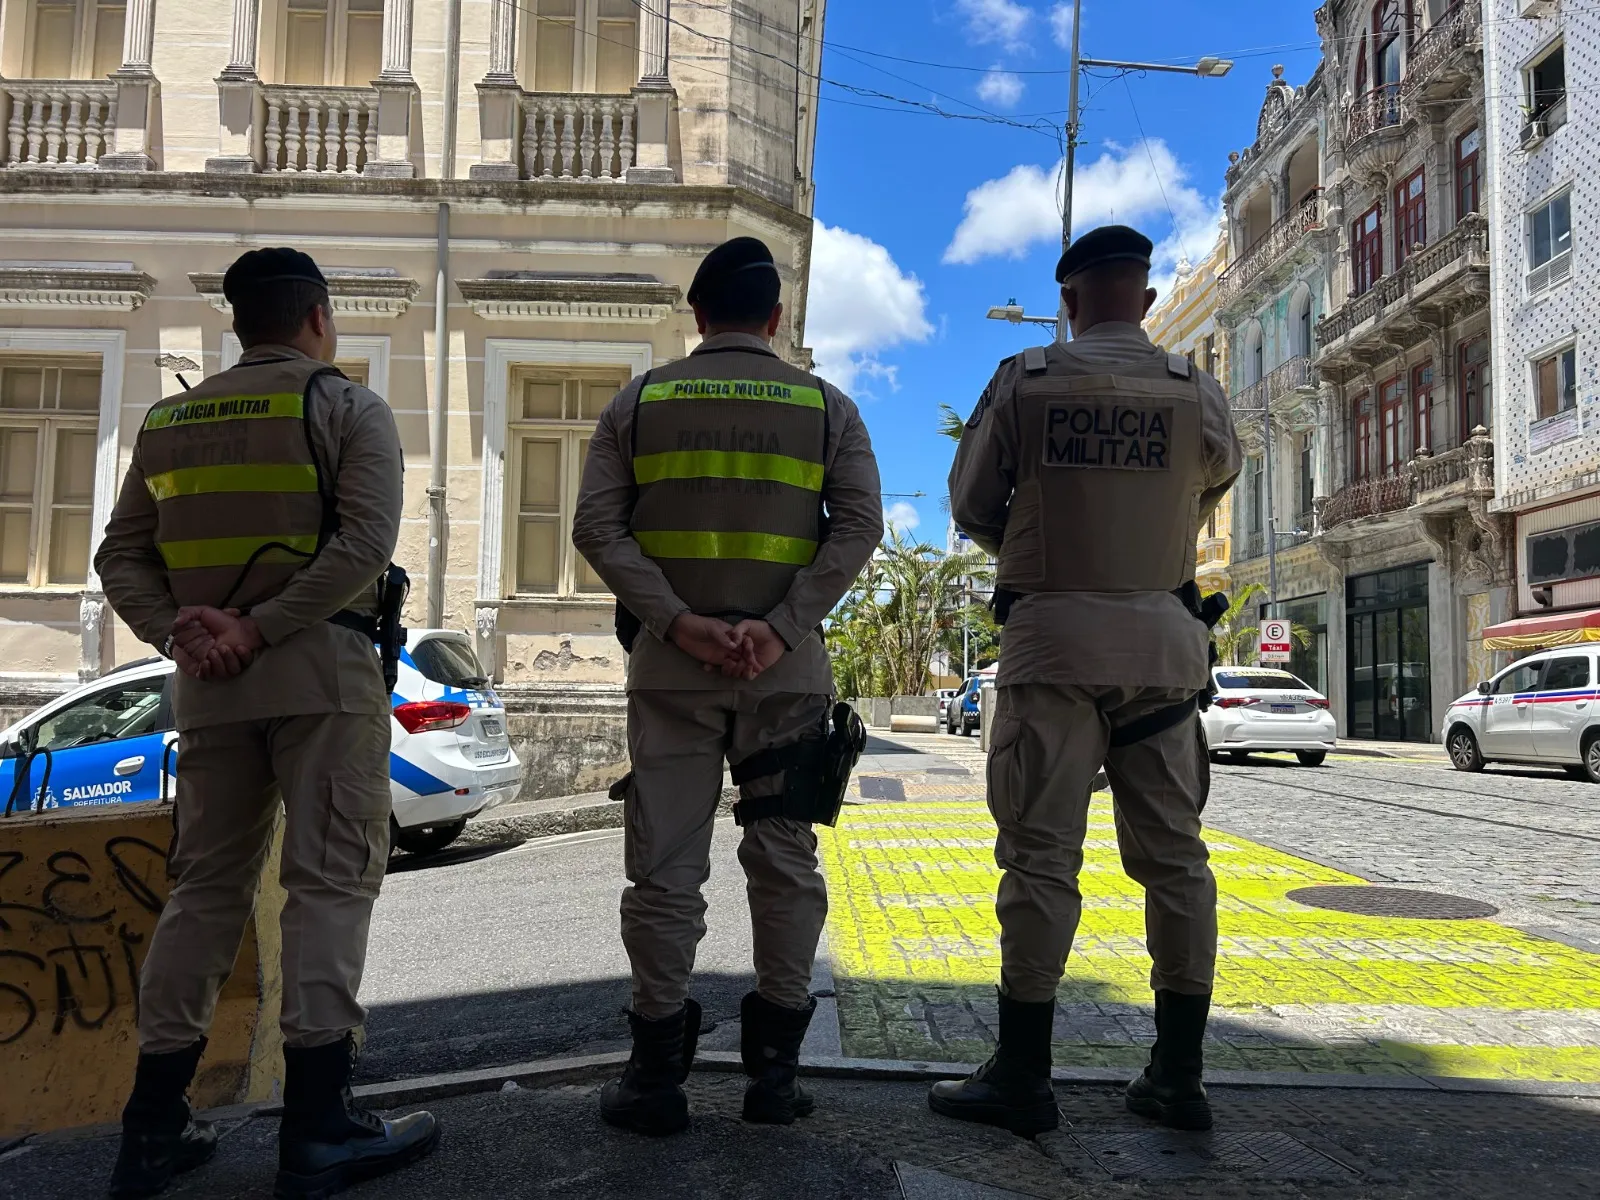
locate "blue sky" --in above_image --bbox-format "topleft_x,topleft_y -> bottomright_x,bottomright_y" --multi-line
804,0 -> 1325,539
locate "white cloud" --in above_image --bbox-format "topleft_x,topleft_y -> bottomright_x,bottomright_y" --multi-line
1050,2 -> 1075,49
885,501 -> 921,531
806,221 -> 934,395
956,0 -> 1031,52
976,67 -> 1025,108
942,139 -> 1219,274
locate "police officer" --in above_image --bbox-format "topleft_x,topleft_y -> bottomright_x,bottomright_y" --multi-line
96,249 -> 436,1198
931,226 -> 1243,1135
573,236 -> 882,1135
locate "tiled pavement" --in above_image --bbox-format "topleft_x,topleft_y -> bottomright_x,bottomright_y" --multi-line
824,738 -> 1600,1084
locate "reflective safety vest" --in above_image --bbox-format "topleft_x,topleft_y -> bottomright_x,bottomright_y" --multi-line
996,344 -> 1206,594
629,348 -> 829,618
140,355 -> 342,610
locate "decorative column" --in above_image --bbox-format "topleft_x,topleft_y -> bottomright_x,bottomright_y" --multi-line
471,0 -> 522,179
367,0 -> 419,176
636,0 -> 670,88
100,0 -> 158,169
206,0 -> 263,172
627,1 -> 676,183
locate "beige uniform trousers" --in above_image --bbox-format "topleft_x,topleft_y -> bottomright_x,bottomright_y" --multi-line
138,711 -> 392,1053
622,689 -> 832,1019
988,683 -> 1216,1002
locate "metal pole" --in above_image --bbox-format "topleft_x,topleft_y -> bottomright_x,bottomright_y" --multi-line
1056,0 -> 1083,343
1264,403 -> 1278,621
427,0 -> 462,628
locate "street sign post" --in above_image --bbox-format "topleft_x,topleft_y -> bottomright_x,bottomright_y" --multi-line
1259,619 -> 1292,664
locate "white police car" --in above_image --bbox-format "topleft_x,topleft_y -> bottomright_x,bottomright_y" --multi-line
0,629 -> 520,854
1442,647 -> 1600,783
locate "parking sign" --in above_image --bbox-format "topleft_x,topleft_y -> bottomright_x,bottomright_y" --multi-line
1259,619 -> 1292,663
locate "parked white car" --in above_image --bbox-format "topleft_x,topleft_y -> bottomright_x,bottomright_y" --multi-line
935,689 -> 958,727
1200,666 -> 1338,766
0,629 -> 521,854
1442,647 -> 1600,782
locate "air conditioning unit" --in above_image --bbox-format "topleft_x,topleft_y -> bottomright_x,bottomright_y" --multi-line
1521,117 -> 1550,150
1519,0 -> 1559,16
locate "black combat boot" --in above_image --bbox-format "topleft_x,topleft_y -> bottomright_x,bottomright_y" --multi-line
275,1034 -> 439,1199
928,992 -> 1059,1135
740,991 -> 816,1124
108,1039 -> 219,1198
1125,990 -> 1213,1131
599,998 -> 702,1136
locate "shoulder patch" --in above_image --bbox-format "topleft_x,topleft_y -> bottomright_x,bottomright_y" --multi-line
967,381 -> 995,429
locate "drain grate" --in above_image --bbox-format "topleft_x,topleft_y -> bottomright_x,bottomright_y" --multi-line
1070,1130 -> 1356,1181
857,776 -> 907,802
1287,885 -> 1499,920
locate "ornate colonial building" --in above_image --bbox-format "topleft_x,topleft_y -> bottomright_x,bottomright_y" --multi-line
1144,229 -> 1233,599
0,0 -> 827,788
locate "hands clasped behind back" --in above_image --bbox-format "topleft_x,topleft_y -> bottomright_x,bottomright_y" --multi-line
666,613 -> 788,682
170,606 -> 266,681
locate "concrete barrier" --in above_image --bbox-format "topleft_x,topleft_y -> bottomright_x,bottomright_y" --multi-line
868,698 -> 893,729
0,801 -> 285,1138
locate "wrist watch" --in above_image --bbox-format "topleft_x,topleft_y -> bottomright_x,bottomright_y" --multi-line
161,633 -> 176,659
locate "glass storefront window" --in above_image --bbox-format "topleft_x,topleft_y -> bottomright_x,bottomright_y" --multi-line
1282,594 -> 1329,696
1345,563 -> 1433,742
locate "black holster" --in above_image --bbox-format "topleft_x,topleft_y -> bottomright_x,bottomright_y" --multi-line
729,703 -> 867,828
326,562 -> 410,693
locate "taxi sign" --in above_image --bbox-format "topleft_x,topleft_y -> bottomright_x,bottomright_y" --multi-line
1260,618 -> 1292,663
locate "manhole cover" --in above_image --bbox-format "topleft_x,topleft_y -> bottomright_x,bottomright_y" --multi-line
1287,885 -> 1498,920
857,776 -> 907,802
1069,1130 -> 1355,1181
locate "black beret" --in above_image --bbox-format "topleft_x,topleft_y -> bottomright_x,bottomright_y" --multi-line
688,237 -> 779,304
223,247 -> 327,304
1055,225 -> 1154,284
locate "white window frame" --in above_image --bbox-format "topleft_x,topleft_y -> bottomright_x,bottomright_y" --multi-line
478,338 -> 651,605
1522,36 -> 1567,131
24,0 -> 124,79
519,0 -> 641,94
0,328 -> 123,593
274,0 -> 385,87
1525,185 -> 1574,297
221,331 -> 390,397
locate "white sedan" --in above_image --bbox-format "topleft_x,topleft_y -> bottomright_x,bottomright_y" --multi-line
1441,647 -> 1600,782
1200,666 -> 1338,767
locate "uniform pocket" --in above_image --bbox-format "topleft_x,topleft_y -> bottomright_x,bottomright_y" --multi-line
322,774 -> 393,896
1001,482 -> 1047,585
984,702 -> 1025,828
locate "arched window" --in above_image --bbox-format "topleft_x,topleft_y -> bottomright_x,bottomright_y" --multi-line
1296,292 -> 1314,359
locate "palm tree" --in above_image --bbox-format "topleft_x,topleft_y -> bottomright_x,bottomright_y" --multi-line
937,403 -> 965,442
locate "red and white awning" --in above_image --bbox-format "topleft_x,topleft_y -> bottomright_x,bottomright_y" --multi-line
1482,607 -> 1600,651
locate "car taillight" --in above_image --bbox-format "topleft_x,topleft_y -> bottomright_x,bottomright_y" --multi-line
1307,697 -> 1331,709
393,701 -> 471,734
1214,697 -> 1256,709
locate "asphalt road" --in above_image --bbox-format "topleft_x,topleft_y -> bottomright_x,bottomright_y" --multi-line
356,733 -> 1600,1083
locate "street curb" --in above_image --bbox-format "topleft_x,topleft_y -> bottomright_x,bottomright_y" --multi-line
453,788 -> 739,850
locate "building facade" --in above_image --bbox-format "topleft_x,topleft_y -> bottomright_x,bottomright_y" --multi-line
0,0 -> 827,788
1480,0 -> 1600,662
1214,62 -> 1334,699
1144,229 -> 1233,599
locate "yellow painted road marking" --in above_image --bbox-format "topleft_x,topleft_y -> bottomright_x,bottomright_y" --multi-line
819,798 -> 1600,1080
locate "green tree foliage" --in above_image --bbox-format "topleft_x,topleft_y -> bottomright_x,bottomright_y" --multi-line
829,525 -> 994,697
1213,581 -> 1313,667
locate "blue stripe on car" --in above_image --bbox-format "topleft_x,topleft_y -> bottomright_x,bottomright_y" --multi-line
389,752 -> 452,798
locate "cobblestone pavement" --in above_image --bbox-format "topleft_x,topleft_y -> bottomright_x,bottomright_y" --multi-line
824,735 -> 1600,1083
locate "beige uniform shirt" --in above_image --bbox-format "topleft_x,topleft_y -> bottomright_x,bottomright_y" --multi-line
573,332 -> 884,693
95,345 -> 404,730
950,322 -> 1243,691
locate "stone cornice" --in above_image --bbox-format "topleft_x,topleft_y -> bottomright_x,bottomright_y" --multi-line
456,274 -> 681,324
0,266 -> 155,311
188,270 -> 421,318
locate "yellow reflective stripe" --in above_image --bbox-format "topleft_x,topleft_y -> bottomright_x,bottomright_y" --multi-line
639,379 -> 826,409
633,450 -> 824,492
145,463 -> 320,503
156,534 -> 319,571
144,392 -> 306,431
635,530 -> 817,566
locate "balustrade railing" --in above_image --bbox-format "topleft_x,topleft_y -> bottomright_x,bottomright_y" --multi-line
1412,427 -> 1493,497
263,86 -> 378,174
1320,473 -> 1415,531
1218,190 -> 1324,307
1403,1 -> 1481,92
2,80 -> 117,168
520,93 -> 637,181
1317,215 -> 1487,352
1344,83 -> 1407,146
1230,356 -> 1319,412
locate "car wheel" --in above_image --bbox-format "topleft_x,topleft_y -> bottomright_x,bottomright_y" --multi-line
1446,726 -> 1485,773
1296,751 -> 1327,768
1583,731 -> 1600,785
394,819 -> 468,856
1226,750 -> 1250,763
